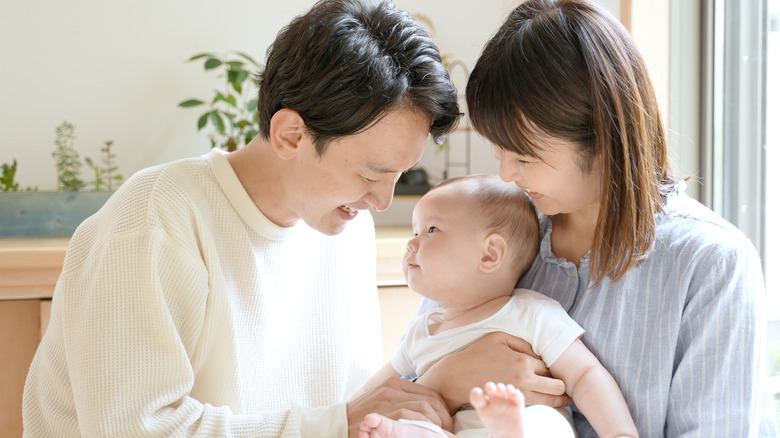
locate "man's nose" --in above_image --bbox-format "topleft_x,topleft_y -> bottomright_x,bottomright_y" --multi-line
367,180 -> 395,212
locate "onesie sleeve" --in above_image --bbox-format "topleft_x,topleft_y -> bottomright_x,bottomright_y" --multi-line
389,315 -> 425,379
513,289 -> 585,367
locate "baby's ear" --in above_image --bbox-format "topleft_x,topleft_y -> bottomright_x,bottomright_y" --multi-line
479,233 -> 507,273
269,108 -> 305,160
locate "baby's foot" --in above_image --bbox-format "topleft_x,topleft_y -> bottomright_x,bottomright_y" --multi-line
359,413 -> 446,438
469,382 -> 525,438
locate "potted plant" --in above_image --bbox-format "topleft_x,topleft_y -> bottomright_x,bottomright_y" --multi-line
179,51 -> 261,151
0,121 -> 123,238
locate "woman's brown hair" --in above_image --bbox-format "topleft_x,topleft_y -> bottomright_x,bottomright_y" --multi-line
466,0 -> 675,284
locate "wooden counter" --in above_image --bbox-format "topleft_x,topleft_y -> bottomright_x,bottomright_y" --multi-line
0,228 -> 413,297
0,228 -> 418,436
0,238 -> 69,300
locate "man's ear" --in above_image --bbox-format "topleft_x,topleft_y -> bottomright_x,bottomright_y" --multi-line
269,108 -> 305,160
479,233 -> 507,273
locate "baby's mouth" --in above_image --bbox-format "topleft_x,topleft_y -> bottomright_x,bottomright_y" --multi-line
338,205 -> 357,213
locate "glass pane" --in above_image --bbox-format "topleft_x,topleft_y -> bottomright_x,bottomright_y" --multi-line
767,0 -> 779,421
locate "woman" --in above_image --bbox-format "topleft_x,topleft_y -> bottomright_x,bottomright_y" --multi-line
415,0 -> 777,436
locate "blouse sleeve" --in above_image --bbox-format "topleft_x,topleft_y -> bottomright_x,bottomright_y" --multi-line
666,239 -> 775,437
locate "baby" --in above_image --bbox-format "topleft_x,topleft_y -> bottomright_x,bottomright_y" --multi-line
355,175 -> 638,438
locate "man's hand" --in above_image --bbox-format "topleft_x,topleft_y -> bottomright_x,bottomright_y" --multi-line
346,376 -> 452,438
416,332 -> 571,412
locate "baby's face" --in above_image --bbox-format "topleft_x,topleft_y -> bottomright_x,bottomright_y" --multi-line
403,185 -> 487,306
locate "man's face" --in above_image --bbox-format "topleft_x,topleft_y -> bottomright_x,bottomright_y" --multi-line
292,108 -> 430,236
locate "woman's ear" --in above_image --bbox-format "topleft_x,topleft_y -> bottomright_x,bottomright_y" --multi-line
479,233 -> 507,273
269,108 -> 305,160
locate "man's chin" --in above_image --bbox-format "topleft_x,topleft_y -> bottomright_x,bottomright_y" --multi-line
306,219 -> 348,236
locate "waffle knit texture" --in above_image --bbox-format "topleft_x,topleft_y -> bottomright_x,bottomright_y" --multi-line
23,149 -> 383,437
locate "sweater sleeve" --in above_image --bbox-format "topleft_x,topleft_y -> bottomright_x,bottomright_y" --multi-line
666,240 -> 775,437
27,227 -> 347,437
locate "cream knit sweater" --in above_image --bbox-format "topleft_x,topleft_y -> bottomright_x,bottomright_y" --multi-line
23,150 -> 382,437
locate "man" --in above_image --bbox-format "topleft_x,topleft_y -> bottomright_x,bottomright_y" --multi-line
22,1 -> 460,436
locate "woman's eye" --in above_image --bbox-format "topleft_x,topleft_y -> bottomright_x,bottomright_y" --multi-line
362,175 -> 378,183
427,226 -> 439,233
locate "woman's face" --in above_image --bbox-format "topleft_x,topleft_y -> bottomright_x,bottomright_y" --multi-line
490,136 -> 602,217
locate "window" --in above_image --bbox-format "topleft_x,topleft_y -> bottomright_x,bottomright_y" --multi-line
678,0 -> 778,422
766,0 -> 779,416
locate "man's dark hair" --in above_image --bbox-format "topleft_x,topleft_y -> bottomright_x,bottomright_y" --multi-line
258,0 -> 460,154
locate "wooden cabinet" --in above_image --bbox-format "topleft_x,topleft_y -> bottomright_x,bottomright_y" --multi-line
0,229 -> 416,436
0,239 -> 66,437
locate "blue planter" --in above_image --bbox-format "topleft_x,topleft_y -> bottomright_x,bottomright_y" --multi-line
0,191 -> 113,238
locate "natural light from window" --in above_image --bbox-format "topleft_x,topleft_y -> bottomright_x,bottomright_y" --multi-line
767,0 -> 779,419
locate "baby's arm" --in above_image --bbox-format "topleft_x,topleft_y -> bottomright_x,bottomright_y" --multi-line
548,339 -> 638,438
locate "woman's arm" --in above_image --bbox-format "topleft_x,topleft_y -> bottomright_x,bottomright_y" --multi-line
666,241 -> 775,436
549,339 -> 638,438
415,331 -> 571,413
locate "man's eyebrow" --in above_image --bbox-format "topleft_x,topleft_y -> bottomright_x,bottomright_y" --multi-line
366,164 -> 402,174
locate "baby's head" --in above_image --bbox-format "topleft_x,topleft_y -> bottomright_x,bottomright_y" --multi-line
403,175 -> 539,303
436,175 -> 540,277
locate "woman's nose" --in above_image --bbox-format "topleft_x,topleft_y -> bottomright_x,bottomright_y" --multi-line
498,157 -> 518,183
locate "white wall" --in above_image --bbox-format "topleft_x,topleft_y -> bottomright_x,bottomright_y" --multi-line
0,0 -> 620,191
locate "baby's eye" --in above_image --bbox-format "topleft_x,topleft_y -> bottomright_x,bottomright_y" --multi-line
362,175 -> 378,183
428,226 -> 439,233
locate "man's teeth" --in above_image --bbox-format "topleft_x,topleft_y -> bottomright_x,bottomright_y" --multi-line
339,205 -> 356,213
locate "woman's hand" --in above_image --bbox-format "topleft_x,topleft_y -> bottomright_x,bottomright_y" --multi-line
346,376 -> 453,438
416,332 -> 571,413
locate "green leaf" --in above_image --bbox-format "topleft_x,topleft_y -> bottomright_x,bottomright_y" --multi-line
235,70 -> 249,84
188,53 -> 213,61
227,61 -> 245,69
197,113 -> 209,130
246,98 -> 258,111
235,51 -> 260,67
204,58 -> 222,70
210,111 -> 225,133
213,93 -> 237,107
212,92 -> 227,104
245,129 -> 258,145
179,99 -> 205,107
